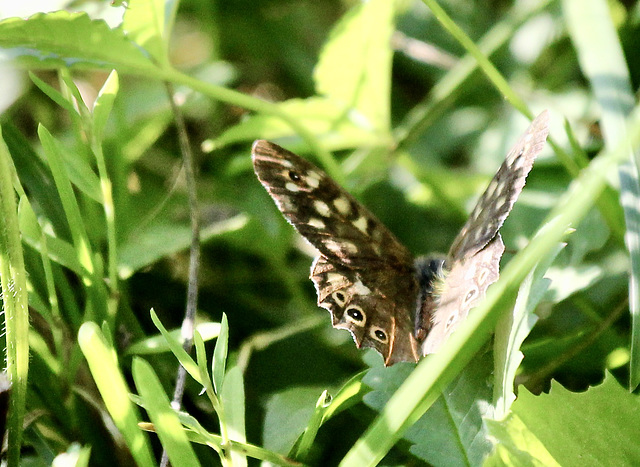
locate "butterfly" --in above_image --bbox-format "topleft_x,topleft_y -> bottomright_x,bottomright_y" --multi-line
252,111 -> 549,365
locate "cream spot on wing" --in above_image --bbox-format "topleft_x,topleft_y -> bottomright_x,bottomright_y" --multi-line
353,216 -> 368,234
278,159 -> 294,168
477,267 -> 490,285
333,196 -> 351,215
285,182 -> 301,192
511,153 -> 525,170
324,240 -> 358,255
332,291 -> 348,306
326,273 -> 343,283
308,218 -> 325,229
275,196 -> 294,212
343,242 -> 358,254
305,170 -> 322,189
485,179 -> 499,199
494,194 -> 507,210
314,200 -> 331,217
324,241 -> 341,255
352,279 -> 371,296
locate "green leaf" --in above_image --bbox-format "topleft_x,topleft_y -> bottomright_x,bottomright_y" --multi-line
212,313 -> 228,395
263,386 -> 327,455
78,323 -> 155,467
0,11 -> 158,75
149,309 -> 202,385
132,357 -> 201,467
117,214 -> 248,279
511,374 -> 640,466
221,366 -> 247,467
293,390 -> 331,462
122,0 -> 177,68
314,0 -> 395,134
93,70 -> 119,142
126,322 -> 221,355
38,124 -> 95,275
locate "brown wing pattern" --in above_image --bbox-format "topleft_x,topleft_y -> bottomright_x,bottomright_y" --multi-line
448,111 -> 550,261
252,140 -> 414,270
311,256 -> 419,365
252,140 -> 420,365
419,111 -> 550,355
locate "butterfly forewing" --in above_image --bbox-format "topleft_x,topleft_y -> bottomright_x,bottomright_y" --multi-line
448,111 -> 550,261
252,141 -> 414,269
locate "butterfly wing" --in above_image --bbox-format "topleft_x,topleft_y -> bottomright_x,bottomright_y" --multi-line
419,111 -> 550,355
420,235 -> 504,354
252,140 -> 420,364
252,141 -> 414,268
448,110 -> 550,261
311,256 -> 419,365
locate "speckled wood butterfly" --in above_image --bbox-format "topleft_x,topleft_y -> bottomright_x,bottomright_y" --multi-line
252,111 -> 549,365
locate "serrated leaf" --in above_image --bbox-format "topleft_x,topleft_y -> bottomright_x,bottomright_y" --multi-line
484,414 -> 561,467
511,374 -> 640,466
0,11 -> 157,75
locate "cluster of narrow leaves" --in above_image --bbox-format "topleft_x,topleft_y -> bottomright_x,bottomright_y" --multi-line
0,0 -> 639,466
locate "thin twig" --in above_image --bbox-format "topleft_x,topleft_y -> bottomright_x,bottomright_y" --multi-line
160,82 -> 201,467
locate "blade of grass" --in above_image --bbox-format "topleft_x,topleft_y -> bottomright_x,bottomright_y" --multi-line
132,358 -> 201,467
0,125 -> 30,466
78,323 -> 155,467
563,0 -> 640,390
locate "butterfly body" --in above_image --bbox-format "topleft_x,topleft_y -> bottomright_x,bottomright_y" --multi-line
252,111 -> 549,365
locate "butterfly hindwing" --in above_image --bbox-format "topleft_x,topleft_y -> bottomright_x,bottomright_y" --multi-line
311,256 -> 419,364
420,234 -> 504,354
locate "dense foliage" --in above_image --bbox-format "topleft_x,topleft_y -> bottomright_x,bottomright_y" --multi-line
0,0 -> 639,465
